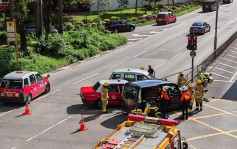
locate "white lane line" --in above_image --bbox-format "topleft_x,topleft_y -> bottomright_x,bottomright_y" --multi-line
154,63 -> 165,70
230,50 -> 237,54
226,54 -> 237,59
128,38 -> 142,41
134,50 -> 149,57
0,109 -> 15,117
11,147 -> 16,149
33,89 -> 62,102
73,73 -> 99,85
230,72 -> 237,82
150,31 -> 160,34
214,80 -> 234,83
171,52 -> 183,60
26,116 -> 71,142
223,58 -> 237,64
132,34 -> 150,37
215,67 -> 234,74
211,72 -> 230,79
219,63 -> 237,69
154,40 -> 167,47
109,60 -> 127,69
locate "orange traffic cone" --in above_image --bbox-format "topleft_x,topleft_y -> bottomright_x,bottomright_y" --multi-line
78,115 -> 87,131
23,99 -> 31,115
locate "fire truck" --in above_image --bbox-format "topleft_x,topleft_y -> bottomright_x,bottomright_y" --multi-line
94,114 -> 188,149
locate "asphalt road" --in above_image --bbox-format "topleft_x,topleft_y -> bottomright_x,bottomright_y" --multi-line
0,2 -> 237,149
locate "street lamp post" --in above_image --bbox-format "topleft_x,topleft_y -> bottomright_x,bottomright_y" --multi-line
214,0 -> 219,54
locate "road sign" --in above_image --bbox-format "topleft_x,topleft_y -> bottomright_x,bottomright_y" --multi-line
7,33 -> 15,38
0,2 -> 16,10
7,38 -> 16,42
190,50 -> 196,57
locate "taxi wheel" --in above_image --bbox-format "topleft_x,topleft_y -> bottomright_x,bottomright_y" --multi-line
26,94 -> 32,104
95,99 -> 102,109
44,84 -> 50,94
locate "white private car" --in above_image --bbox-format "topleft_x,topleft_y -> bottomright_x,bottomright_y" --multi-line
109,68 -> 156,82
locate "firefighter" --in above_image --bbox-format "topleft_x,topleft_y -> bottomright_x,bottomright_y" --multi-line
177,72 -> 187,87
180,86 -> 192,120
188,84 -> 194,115
101,82 -> 109,113
160,86 -> 170,119
140,66 -> 145,70
194,80 -> 205,111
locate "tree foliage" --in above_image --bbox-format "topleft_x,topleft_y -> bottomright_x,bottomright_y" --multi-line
117,0 -> 129,11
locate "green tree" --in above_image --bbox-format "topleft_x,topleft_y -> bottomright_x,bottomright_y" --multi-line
117,0 -> 129,12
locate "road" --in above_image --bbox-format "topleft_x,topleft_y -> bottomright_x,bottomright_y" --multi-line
0,2 -> 237,149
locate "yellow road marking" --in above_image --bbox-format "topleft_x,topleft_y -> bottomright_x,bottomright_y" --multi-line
193,113 -> 226,120
187,132 -> 222,141
208,98 -> 237,102
204,104 -> 237,117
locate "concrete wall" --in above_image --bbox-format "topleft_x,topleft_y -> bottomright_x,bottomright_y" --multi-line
90,0 -> 190,12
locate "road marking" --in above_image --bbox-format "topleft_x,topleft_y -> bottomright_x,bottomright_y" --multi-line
171,52 -> 182,60
127,38 -> 142,41
134,50 -> 149,57
33,89 -> 62,102
219,63 -> 237,69
226,54 -> 237,59
109,60 -> 127,69
11,147 -> 16,149
213,80 -> 234,83
132,34 -> 150,37
26,116 -> 71,142
211,72 -> 230,79
204,104 -> 237,117
150,31 -> 160,34
223,58 -> 237,64
154,63 -> 165,70
194,113 -> 226,120
230,72 -> 237,81
73,73 -> 99,85
230,50 -> 237,53
154,40 -> 167,47
214,67 -> 234,74
0,109 -> 15,117
187,132 -> 222,142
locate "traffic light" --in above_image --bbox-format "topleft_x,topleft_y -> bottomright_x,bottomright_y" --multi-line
187,35 -> 197,50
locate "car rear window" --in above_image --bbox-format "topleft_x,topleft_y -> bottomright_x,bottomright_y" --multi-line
192,23 -> 202,26
0,79 -> 22,89
158,14 -> 166,18
93,81 -> 101,91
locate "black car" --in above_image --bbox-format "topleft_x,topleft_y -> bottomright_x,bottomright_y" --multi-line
202,0 -> 218,12
105,20 -> 135,33
223,0 -> 233,3
190,21 -> 211,35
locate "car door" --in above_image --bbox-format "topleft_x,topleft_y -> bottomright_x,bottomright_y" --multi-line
35,73 -> 45,94
107,84 -> 121,105
29,74 -> 39,98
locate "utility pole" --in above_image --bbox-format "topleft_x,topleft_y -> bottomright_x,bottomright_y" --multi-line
9,0 -> 13,20
98,0 -> 100,30
58,0 -> 63,34
36,0 -> 43,38
214,0 -> 219,55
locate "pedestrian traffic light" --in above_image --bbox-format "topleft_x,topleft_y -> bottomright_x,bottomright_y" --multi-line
187,35 -> 197,50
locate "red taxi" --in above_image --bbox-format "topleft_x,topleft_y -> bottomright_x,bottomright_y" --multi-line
80,79 -> 128,108
0,71 -> 50,103
156,12 -> 176,25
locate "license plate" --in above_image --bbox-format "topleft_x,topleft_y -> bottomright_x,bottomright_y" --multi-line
6,93 -> 13,97
194,28 -> 198,30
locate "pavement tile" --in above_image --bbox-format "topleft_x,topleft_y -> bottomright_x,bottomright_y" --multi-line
198,114 -> 237,132
176,120 -> 218,139
188,134 -> 237,149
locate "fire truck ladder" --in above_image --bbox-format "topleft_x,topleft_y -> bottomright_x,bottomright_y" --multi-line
114,133 -> 144,149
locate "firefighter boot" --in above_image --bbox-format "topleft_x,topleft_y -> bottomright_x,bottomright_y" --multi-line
195,102 -> 199,111
189,108 -> 192,115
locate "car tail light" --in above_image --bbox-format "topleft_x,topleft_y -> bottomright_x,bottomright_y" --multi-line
109,25 -> 113,28
0,93 -> 4,96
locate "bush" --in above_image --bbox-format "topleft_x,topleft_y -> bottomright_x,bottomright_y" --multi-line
144,4 -> 152,10
137,19 -> 147,24
64,22 -> 74,31
126,19 -> 132,23
91,23 -> 97,28
131,17 -> 138,22
104,19 -> 110,23
110,16 -> 120,20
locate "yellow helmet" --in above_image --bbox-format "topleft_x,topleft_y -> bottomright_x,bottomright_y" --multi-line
179,72 -> 184,75
140,66 -> 145,70
189,84 -> 194,88
197,80 -> 201,84
104,82 -> 109,87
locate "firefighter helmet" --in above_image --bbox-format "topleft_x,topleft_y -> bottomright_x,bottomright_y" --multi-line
179,72 -> 184,75
189,84 -> 194,88
197,80 -> 201,84
140,66 -> 145,70
104,82 -> 109,87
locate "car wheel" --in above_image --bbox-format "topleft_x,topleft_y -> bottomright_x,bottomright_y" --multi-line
130,27 -> 135,31
26,94 -> 32,104
208,26 -> 211,32
95,99 -> 102,109
44,84 -> 50,94
165,20 -> 169,25
114,29 -> 119,33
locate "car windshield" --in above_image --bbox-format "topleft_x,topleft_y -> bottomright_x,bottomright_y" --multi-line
158,14 -> 165,18
147,74 -> 156,79
192,23 -> 202,26
123,84 -> 139,99
0,79 -> 22,89
93,81 -> 101,91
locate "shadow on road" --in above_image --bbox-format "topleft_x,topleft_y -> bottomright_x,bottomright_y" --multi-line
0,102 -> 24,113
222,80 -> 237,101
100,113 -> 127,129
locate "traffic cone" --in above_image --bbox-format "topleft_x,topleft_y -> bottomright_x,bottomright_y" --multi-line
78,115 -> 87,131
23,99 -> 31,115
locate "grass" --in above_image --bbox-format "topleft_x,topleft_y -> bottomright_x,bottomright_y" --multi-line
175,5 -> 202,16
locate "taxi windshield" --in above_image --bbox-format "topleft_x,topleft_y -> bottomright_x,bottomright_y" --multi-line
0,79 -> 22,89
